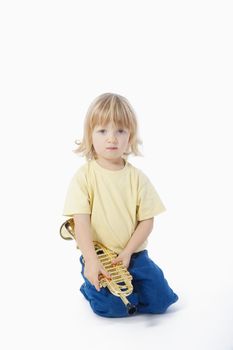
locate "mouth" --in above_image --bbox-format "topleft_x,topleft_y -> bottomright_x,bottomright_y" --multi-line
106,147 -> 118,150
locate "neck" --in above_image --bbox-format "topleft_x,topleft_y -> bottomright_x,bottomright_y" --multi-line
95,157 -> 125,170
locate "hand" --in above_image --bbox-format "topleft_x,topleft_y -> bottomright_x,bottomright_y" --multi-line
84,259 -> 111,292
111,250 -> 132,269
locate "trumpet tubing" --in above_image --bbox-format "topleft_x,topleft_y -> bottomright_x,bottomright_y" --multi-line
60,218 -> 137,315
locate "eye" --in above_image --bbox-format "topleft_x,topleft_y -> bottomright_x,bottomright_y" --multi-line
117,129 -> 125,133
97,129 -> 106,133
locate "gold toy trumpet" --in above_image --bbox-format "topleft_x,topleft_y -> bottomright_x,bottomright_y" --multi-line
60,218 -> 137,315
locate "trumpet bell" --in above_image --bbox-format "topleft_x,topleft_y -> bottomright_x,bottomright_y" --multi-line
59,218 -> 75,240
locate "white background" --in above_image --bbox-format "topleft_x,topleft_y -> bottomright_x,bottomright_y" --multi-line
0,1 -> 233,349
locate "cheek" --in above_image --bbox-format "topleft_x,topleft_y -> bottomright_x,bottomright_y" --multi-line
91,135 -> 97,148
92,133 -> 98,144
92,135 -> 102,150
123,135 -> 130,146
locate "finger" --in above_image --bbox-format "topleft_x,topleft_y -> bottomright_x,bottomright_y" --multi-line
122,261 -> 128,268
100,268 -> 111,280
112,256 -> 120,262
93,280 -> 100,292
111,257 -> 120,265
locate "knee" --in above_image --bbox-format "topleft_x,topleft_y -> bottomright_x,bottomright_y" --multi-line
90,297 -> 129,318
146,293 -> 179,314
84,287 -> 130,318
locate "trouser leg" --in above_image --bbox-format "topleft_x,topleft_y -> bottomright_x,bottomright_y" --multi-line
79,250 -> 178,317
128,250 -> 179,314
79,256 -> 138,318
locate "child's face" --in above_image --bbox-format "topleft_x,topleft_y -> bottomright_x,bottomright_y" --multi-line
92,122 -> 130,161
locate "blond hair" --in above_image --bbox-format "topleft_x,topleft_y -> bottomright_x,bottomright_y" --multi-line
73,93 -> 143,160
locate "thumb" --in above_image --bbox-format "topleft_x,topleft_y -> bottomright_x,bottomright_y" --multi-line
93,277 -> 100,292
111,256 -> 121,265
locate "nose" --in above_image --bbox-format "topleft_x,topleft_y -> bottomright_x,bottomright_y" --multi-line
107,131 -> 117,143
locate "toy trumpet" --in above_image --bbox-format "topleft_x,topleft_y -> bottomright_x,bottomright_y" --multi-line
60,218 -> 137,315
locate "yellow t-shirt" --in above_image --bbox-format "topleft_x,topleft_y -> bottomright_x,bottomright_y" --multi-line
63,159 -> 166,253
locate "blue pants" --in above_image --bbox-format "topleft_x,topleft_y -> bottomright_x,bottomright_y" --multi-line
79,250 -> 179,318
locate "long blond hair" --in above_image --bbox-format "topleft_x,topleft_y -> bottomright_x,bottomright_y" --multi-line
73,93 -> 143,160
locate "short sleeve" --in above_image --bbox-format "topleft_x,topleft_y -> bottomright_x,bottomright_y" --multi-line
63,168 -> 91,217
136,171 -> 166,221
